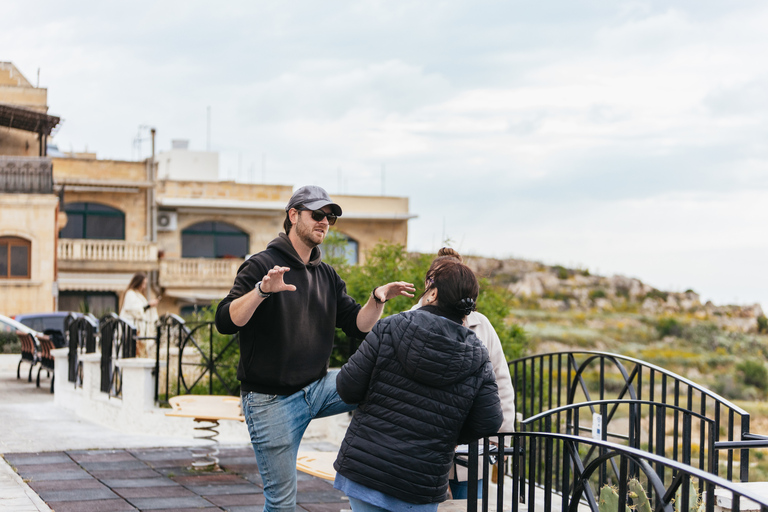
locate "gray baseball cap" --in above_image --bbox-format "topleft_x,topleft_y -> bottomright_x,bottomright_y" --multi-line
285,185 -> 342,216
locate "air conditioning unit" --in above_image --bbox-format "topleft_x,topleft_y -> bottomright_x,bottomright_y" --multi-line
156,211 -> 178,231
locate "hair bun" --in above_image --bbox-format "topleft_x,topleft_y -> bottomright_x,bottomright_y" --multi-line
454,297 -> 476,316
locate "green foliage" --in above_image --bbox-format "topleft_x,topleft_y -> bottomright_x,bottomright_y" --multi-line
328,239 -> 529,365
758,315 -> 768,334
599,479 -> 700,512
589,289 -> 607,300
552,265 -> 570,280
737,360 -> 768,392
645,289 -> 669,301
656,317 -> 684,338
0,331 -> 20,354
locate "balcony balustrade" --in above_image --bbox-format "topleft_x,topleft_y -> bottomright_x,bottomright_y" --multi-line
58,239 -> 158,263
0,156 -> 53,194
159,258 -> 243,289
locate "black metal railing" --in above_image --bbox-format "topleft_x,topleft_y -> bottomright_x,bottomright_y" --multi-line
65,313 -> 99,387
516,399 -> 717,505
0,156 -> 53,193
99,313 -> 136,398
154,314 -> 239,406
510,351 -> 752,482
463,432 -> 768,512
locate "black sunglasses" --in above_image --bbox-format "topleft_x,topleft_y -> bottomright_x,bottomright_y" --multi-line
299,208 -> 337,225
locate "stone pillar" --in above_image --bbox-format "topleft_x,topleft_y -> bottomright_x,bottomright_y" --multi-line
51,347 -> 70,406
80,353 -> 102,401
115,358 -> 157,411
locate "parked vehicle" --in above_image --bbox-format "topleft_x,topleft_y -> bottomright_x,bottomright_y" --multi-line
13,312 -> 81,349
0,313 -> 40,336
0,313 -> 42,354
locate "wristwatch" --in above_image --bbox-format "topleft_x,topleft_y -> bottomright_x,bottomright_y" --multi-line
255,281 -> 272,298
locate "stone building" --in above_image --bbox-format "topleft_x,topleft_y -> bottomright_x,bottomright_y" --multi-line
1,62 -> 414,317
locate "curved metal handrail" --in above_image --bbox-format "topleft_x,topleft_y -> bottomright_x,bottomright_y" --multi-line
510,350 -> 752,481
464,432 -> 768,512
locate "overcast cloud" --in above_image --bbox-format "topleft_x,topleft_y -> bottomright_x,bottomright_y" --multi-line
4,0 -> 768,308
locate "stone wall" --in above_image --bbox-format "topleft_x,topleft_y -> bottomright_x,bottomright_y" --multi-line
0,194 -> 58,315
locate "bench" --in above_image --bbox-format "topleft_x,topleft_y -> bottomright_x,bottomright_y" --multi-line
165,395 -> 245,470
35,334 -> 56,393
16,332 -> 39,382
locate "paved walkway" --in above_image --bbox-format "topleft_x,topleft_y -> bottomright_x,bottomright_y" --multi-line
0,354 -> 349,511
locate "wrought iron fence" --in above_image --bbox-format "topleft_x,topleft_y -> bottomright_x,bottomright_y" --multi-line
516,399 -> 718,507
510,351 -> 752,482
99,313 -> 136,398
154,314 -> 239,406
463,432 -> 768,512
65,313 -> 99,387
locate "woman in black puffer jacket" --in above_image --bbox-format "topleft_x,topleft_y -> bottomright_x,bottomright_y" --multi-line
333,260 -> 503,511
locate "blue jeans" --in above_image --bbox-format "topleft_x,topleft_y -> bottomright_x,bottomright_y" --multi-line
449,478 -> 483,499
241,370 -> 356,512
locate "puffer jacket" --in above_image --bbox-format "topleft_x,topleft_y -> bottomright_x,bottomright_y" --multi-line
334,307 -> 503,504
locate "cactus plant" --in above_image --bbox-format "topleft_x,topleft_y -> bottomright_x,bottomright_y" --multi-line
598,485 -> 630,512
628,479 -> 651,512
675,480 -> 703,512
599,478 -> 702,512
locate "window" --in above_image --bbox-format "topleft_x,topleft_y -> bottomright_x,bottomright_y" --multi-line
0,237 -> 31,279
58,291 -> 118,318
320,232 -> 359,266
182,222 -> 249,258
59,202 -> 125,240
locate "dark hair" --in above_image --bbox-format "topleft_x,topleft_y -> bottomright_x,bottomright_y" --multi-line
437,247 -> 463,262
426,259 -> 478,318
283,204 -> 302,234
126,272 -> 146,291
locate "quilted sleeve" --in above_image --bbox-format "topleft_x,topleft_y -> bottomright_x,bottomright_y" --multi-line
457,361 -> 504,444
336,323 -> 382,404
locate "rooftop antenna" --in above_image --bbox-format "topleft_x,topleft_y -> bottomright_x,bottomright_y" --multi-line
381,163 -> 385,195
36,68 -> 40,88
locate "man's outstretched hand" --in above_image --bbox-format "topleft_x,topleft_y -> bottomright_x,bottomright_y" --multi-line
260,266 -> 297,294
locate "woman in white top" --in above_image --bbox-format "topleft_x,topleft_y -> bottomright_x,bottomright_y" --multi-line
120,272 -> 159,357
411,248 -> 517,498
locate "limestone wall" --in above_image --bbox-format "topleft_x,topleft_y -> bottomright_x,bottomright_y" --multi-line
0,194 -> 58,315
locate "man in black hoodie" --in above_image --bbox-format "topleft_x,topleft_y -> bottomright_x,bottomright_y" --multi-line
216,185 -> 415,512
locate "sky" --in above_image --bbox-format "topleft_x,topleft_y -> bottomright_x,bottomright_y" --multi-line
4,1 -> 768,309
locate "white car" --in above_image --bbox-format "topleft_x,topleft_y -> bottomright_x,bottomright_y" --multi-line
0,313 -> 41,336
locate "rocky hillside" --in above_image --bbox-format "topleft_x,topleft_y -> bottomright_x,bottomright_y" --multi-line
464,256 -> 766,334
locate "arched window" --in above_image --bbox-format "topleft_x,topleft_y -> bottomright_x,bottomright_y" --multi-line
320,232 -> 359,265
0,236 -> 31,279
59,202 -> 125,240
182,222 -> 249,259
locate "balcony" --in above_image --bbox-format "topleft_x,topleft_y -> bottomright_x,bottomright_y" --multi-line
159,258 -> 243,290
0,156 -> 53,194
58,239 -> 158,272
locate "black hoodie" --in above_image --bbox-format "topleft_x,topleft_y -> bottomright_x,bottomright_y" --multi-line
215,233 -> 366,395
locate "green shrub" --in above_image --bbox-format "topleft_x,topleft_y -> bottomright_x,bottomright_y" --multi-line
589,289 -> 607,300
0,331 -> 20,354
645,289 -> 668,301
656,317 -> 683,338
328,239 -> 529,366
758,315 -> 768,334
737,360 -> 768,391
552,265 -> 569,280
